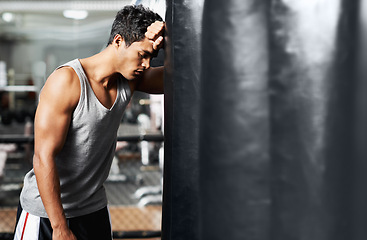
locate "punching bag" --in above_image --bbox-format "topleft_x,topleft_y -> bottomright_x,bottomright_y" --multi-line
199,0 -> 358,240
268,1 -> 358,240
200,0 -> 271,239
351,1 -> 367,239
163,0 -> 361,239
162,0 -> 204,240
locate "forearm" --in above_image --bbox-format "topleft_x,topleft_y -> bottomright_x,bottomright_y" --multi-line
137,66 -> 164,94
33,153 -> 68,230
31,65 -> 77,239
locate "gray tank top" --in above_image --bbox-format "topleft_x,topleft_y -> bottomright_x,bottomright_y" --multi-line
20,59 -> 131,218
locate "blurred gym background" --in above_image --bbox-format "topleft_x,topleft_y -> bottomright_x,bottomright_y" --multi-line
0,0 -> 165,239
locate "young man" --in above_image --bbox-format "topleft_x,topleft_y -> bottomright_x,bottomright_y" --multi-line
13,5 -> 164,240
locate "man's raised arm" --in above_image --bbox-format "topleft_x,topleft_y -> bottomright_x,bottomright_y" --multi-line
134,21 -> 165,94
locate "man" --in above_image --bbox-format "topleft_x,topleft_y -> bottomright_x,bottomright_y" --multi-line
13,5 -> 165,240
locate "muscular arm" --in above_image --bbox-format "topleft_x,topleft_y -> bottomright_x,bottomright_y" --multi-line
33,67 -> 79,239
132,66 -> 164,94
129,21 -> 165,94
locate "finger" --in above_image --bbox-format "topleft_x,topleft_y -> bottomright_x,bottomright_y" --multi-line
153,36 -> 164,50
145,31 -> 156,40
148,24 -> 163,32
147,26 -> 163,37
148,21 -> 165,33
156,35 -> 163,43
145,31 -> 164,42
145,21 -> 165,41
153,20 -> 165,27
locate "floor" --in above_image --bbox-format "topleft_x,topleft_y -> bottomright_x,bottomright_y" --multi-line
0,205 -> 162,235
0,129 -> 163,239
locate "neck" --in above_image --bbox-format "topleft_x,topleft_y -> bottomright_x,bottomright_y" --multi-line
79,46 -> 119,88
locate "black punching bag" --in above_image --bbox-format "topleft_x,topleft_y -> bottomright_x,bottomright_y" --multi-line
199,0 -> 358,240
351,1 -> 367,239
200,1 -> 271,240
163,0 -> 360,239
161,0 -> 204,240
268,1 -> 357,239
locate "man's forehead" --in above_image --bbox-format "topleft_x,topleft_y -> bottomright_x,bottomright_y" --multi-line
132,38 -> 153,51
139,38 -> 155,54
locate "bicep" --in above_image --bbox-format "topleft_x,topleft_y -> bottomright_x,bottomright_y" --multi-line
34,97 -> 72,157
34,69 -> 79,158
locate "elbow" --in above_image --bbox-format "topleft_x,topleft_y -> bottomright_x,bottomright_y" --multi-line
32,152 -> 43,172
33,150 -> 53,174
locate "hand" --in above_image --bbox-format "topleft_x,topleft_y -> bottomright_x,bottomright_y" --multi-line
52,226 -> 77,240
145,21 -> 165,51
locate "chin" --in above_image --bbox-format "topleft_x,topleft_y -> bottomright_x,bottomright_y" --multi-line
129,75 -> 139,81
120,73 -> 134,81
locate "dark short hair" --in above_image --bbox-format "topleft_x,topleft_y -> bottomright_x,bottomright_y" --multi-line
107,5 -> 162,47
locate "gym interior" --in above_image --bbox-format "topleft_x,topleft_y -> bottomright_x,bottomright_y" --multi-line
1,0 -> 367,240
1,0 -> 164,239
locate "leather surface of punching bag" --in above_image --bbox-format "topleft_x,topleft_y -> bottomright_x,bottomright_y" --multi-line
351,1 -> 367,240
199,0 -> 358,240
164,0 -> 360,239
200,0 -> 271,239
162,0 -> 204,240
267,1 -> 358,240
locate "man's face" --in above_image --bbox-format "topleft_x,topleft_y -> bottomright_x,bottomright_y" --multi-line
118,37 -> 155,80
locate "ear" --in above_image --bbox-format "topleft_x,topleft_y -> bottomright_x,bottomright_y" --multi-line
113,34 -> 125,47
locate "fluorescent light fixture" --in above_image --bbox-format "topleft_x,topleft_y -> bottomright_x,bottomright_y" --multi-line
63,10 -> 88,20
2,12 -> 14,22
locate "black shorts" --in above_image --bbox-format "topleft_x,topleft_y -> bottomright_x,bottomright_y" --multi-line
13,203 -> 112,240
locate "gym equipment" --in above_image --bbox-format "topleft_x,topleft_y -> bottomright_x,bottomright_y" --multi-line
162,0 -> 203,239
200,0 -> 270,239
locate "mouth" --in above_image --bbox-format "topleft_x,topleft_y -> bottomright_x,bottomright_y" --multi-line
134,70 -> 144,76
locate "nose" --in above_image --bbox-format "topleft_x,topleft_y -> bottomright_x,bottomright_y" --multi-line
142,58 -> 151,70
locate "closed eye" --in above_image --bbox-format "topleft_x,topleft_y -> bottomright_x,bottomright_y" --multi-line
140,49 -> 153,59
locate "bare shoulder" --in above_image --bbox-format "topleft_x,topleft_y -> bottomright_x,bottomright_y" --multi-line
40,66 -> 81,111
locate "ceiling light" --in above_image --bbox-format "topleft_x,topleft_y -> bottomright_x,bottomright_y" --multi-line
2,12 -> 14,22
63,10 -> 88,20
